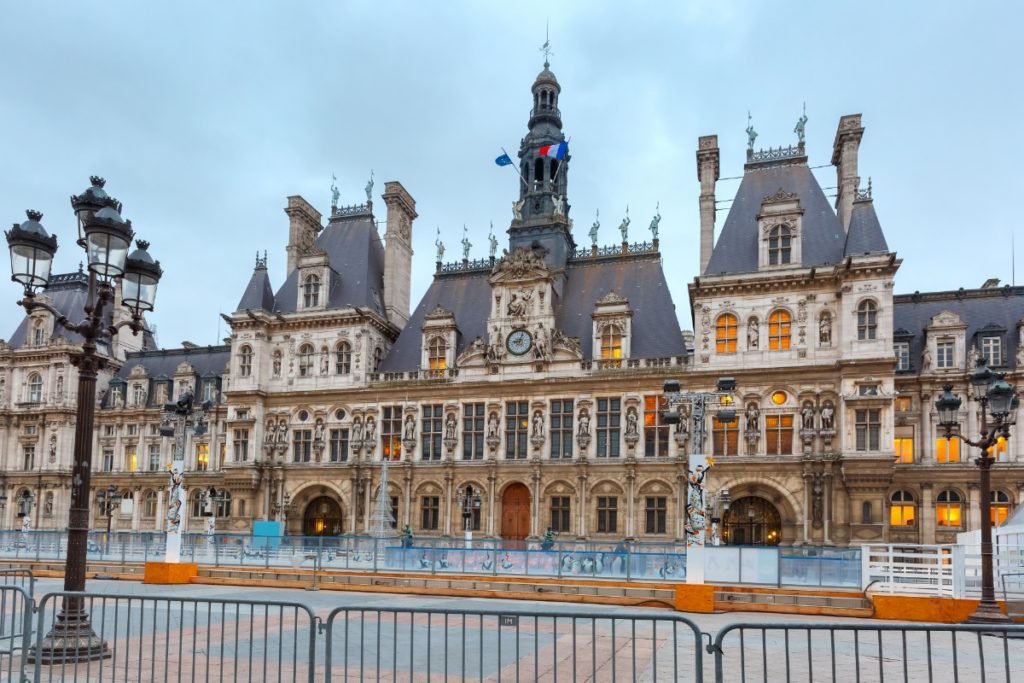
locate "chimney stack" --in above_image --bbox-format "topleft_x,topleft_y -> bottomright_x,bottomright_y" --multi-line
284,196 -> 322,273
831,114 -> 864,232
381,181 -> 417,329
696,135 -> 720,274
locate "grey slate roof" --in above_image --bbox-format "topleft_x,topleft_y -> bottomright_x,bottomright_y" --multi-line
235,266 -> 275,312
380,253 -> 685,372
844,200 -> 889,256
893,286 -> 1024,372
704,163 -> 848,276
271,213 -> 386,316
115,346 -> 231,380
7,272 -> 156,351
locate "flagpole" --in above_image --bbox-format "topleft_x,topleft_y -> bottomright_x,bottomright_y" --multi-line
501,147 -> 528,191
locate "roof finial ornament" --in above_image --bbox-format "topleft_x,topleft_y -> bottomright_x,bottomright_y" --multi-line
365,170 -> 374,203
794,102 -> 808,145
589,209 -> 600,247
867,176 -> 872,198
435,227 -> 444,262
330,174 -> 339,211
540,20 -> 553,68
746,111 -> 757,151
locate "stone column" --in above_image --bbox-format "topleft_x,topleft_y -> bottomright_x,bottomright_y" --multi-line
131,487 -> 141,531
530,470 -> 541,538
442,471 -> 454,537
486,470 -> 497,537
920,484 -> 935,544
362,472 -> 373,533
968,483 -> 981,533
920,394 -> 934,464
576,473 -> 588,539
802,473 -> 812,544
155,490 -> 165,531
402,465 -> 413,528
823,472 -> 833,544
625,470 -> 636,538
349,476 -> 360,534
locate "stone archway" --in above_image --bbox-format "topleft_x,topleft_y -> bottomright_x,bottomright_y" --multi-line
500,483 -> 531,542
303,496 -> 343,536
723,496 -> 781,546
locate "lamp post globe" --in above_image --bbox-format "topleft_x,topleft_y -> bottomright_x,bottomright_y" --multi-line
6,210 -> 57,292
121,240 -> 162,316
934,385 -> 962,431
80,204 -> 133,280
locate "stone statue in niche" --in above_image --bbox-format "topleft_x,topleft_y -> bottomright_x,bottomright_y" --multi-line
923,346 -> 932,371
364,417 -> 376,442
625,407 -> 639,436
553,194 -> 566,217
745,403 -> 760,431
531,411 -> 544,438
577,410 -> 591,437
48,434 -> 57,462
320,348 -> 329,374
404,415 -> 416,440
820,403 -> 835,431
506,289 -> 532,317
55,376 -> 64,400
819,312 -> 832,345
487,412 -> 500,438
811,474 -> 824,525
277,418 -> 289,444
444,413 -> 457,440
801,402 -> 816,430
747,318 -> 759,349
967,345 -> 980,369
266,420 -> 277,445
351,418 -> 363,444
512,199 -> 524,221
272,352 -> 282,376
314,418 -> 325,445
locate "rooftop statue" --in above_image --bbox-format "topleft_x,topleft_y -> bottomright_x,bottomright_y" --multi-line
746,111 -> 757,151
649,202 -> 661,239
330,174 -> 339,210
618,206 -> 630,242
589,209 -> 600,247
365,169 -> 374,202
461,225 -> 472,260
488,222 -> 498,259
794,103 -> 808,144
435,227 -> 444,262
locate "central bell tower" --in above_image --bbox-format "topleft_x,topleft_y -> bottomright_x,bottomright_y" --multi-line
508,59 -> 575,274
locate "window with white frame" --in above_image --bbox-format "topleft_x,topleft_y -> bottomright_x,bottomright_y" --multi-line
857,300 -> 877,340
855,409 -> 881,451
238,345 -> 253,377
148,443 -> 161,471
981,336 -> 1002,366
233,429 -> 249,462
27,373 -> 42,403
768,225 -> 792,265
298,344 -> 315,377
894,342 -> 910,371
302,273 -> 320,308
936,339 -> 955,369
334,341 -> 352,374
427,337 -> 447,370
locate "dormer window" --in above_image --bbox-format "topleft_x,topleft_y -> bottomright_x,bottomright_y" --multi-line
768,226 -> 792,265
894,342 -> 910,371
857,300 -> 878,340
32,319 -> 45,346
981,336 -> 1002,366
427,337 -> 448,370
302,274 -> 320,308
936,338 -> 955,369
600,325 -> 623,364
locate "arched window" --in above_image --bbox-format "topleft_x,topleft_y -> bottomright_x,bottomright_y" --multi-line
143,490 -> 158,517
428,337 -> 447,370
600,325 -> 623,366
238,345 -> 253,377
32,320 -> 45,346
768,226 -> 792,265
373,346 -> 383,372
215,491 -> 232,518
302,274 -> 321,308
715,314 -> 738,353
27,373 -> 42,403
298,344 -> 315,377
335,341 -> 352,374
889,490 -> 915,527
857,300 -> 878,340
190,491 -> 204,518
992,490 -> 1012,526
936,490 -> 962,527
861,500 -> 873,524
768,310 -> 792,350
534,158 -> 544,189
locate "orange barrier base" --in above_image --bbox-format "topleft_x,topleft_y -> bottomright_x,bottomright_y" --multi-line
675,584 -> 715,613
871,594 -> 1009,623
143,562 -> 198,585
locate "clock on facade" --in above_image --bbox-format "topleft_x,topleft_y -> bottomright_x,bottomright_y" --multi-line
505,329 -> 533,356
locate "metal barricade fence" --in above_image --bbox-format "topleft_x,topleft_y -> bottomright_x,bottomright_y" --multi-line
0,585 -> 33,682
711,622 -> 1024,682
322,606 -> 704,682
32,592 -> 319,683
1002,572 -> 1024,619
0,568 -> 36,598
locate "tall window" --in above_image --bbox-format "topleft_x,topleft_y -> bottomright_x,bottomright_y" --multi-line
768,225 -> 792,265
893,427 -> 914,464
381,406 -> 403,460
334,341 -> 352,374
23,446 -> 35,471
894,342 -> 910,371
645,497 -> 667,534
329,428 -> 348,462
102,449 -> 114,472
28,373 -> 42,403
302,274 -> 320,308
550,399 -> 573,459
32,320 -> 45,346
936,436 -> 960,463
596,397 -> 621,458
765,415 -> 794,455
505,401 -> 529,459
421,404 -> 444,461
600,325 -> 623,366
855,409 -> 881,451
238,345 -> 253,377
233,429 -> 249,462
389,496 -> 400,529
427,337 -> 447,370
132,384 -> 146,406
644,395 -> 669,457
373,346 -> 383,371
214,491 -> 232,518
597,497 -> 618,533
857,300 -> 878,340
992,491 -> 1012,526
148,443 -> 161,471
550,496 -> 571,533
936,490 -> 962,527
143,491 -> 158,517
981,336 -> 1002,366
292,430 -> 312,463
987,435 -> 1008,461
889,490 -> 915,527
936,339 -> 955,369
462,403 -> 485,460
420,496 -> 440,531
715,314 -> 738,353
768,310 -> 792,350
298,344 -> 315,377
194,443 -> 209,470
124,445 -> 138,472
712,416 -> 739,456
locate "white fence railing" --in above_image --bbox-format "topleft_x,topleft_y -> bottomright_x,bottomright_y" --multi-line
863,543 -> 1024,598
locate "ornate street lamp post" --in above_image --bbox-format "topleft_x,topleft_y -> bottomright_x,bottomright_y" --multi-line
934,359 -> 1018,623
95,485 -> 121,553
662,377 -> 737,584
457,484 -> 481,549
17,490 -> 36,536
709,488 -> 731,547
5,177 -> 162,662
159,392 -> 212,563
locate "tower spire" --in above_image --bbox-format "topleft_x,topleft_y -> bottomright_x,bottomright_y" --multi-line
540,21 -> 553,67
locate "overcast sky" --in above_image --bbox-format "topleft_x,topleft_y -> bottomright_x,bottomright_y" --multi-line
2,1 -> 1020,347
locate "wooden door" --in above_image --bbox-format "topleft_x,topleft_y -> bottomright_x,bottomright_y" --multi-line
501,483 -> 531,541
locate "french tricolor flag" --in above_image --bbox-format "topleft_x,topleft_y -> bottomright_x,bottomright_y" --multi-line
538,142 -> 568,160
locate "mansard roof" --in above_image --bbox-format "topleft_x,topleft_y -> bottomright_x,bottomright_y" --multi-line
845,199 -> 889,256
271,212 -> 387,316
380,252 -> 685,372
893,286 -> 1024,372
236,264 -> 275,312
704,162 -> 847,276
114,345 -> 231,381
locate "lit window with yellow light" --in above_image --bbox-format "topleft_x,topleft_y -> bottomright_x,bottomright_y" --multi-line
428,337 -> 447,370
768,310 -> 791,350
770,391 -> 787,406
889,490 -> 915,526
935,490 -> 962,527
936,437 -> 960,463
124,446 -> 138,473
195,443 -> 209,472
601,325 -> 623,364
715,314 -> 737,353
894,428 -> 914,464
986,435 -> 1007,461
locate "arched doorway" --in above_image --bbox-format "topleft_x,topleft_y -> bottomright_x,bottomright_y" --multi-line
723,496 -> 781,546
303,496 -> 343,536
501,483 -> 531,542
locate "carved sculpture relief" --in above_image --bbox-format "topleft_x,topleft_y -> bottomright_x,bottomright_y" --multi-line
747,317 -> 759,349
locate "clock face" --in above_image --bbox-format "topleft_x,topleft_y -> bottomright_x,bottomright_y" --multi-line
506,330 -> 533,356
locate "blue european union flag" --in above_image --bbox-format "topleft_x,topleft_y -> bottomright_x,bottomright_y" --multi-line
495,153 -> 513,166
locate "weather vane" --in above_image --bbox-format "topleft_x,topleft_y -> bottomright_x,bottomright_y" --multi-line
540,20 -> 553,66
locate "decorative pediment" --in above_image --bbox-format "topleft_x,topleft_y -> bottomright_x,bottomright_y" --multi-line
762,188 -> 798,204
596,291 -> 628,306
174,362 -> 194,376
128,364 -> 148,379
424,305 -> 455,321
489,247 -> 550,283
928,311 -> 966,329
